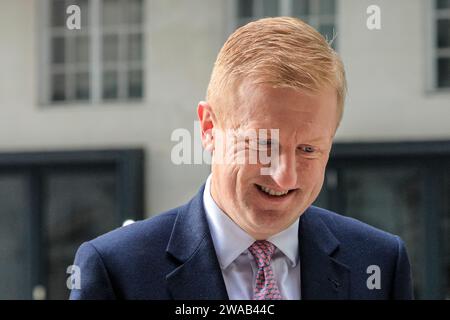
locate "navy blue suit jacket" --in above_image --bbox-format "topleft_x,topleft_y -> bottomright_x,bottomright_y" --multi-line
69,184 -> 413,299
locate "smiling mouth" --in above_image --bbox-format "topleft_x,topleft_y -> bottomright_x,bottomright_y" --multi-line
255,184 -> 295,197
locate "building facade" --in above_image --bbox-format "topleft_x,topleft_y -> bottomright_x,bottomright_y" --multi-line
0,0 -> 449,299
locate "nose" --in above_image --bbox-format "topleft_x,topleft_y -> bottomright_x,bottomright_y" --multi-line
270,150 -> 297,190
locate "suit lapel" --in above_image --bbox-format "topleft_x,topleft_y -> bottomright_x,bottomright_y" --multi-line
299,207 -> 351,299
165,185 -> 350,300
165,185 -> 229,300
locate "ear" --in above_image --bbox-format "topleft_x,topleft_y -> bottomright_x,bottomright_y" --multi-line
197,101 -> 216,152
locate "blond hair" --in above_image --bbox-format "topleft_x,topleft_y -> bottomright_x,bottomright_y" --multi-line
206,17 -> 347,128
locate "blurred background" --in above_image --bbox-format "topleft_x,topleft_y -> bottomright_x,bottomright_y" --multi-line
0,0 -> 449,300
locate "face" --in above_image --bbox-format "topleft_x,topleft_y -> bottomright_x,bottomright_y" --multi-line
198,80 -> 339,240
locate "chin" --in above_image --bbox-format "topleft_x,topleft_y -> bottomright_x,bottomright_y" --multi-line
248,210 -> 289,229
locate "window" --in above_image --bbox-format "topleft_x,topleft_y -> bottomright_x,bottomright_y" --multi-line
435,0 -> 450,89
0,150 -> 144,299
236,0 -> 338,48
43,0 -> 145,105
237,0 -> 280,26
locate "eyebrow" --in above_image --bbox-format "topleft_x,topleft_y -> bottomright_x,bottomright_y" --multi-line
245,126 -> 332,144
303,136 -> 331,143
263,136 -> 330,144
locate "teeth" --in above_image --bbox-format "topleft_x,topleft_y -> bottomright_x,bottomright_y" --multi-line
259,185 -> 289,196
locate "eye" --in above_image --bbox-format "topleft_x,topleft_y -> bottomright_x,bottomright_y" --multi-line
299,145 -> 316,153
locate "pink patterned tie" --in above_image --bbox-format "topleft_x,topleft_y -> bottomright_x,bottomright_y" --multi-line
248,240 -> 282,300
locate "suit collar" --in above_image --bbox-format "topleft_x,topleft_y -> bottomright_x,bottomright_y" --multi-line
166,184 -> 210,262
299,206 -> 351,299
165,184 -> 228,299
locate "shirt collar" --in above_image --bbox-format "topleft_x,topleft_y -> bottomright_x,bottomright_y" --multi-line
203,174 -> 299,269
268,218 -> 299,267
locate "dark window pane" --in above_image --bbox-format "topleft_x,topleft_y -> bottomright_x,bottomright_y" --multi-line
319,0 -> 335,15
0,175 -> 31,299
51,37 -> 65,64
128,69 -> 143,98
437,58 -> 450,88
52,0 -> 89,28
103,34 -> 119,62
238,0 -> 254,18
319,24 -> 335,39
437,19 -> 450,48
313,169 -> 337,208
319,24 -> 337,50
319,25 -> 337,50
51,0 -> 66,27
75,72 -> 90,100
263,0 -> 279,17
102,0 -> 122,26
51,73 -> 66,101
73,0 -> 89,27
124,0 -> 143,25
292,0 -> 310,16
74,35 -> 89,63
103,70 -> 119,99
127,33 -> 143,62
313,190 -> 327,207
44,171 -> 118,299
437,0 -> 450,9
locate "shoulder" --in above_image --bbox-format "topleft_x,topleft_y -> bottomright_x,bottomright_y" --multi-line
86,205 -> 182,258
306,206 -> 413,299
307,205 -> 403,252
71,206 -> 185,299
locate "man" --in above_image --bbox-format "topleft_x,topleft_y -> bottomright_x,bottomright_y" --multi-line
70,17 -> 413,300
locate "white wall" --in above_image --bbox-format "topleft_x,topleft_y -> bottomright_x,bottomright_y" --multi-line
0,0 -> 230,216
336,0 -> 450,142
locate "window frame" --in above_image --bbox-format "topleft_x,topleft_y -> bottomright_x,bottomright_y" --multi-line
38,0 -> 146,107
426,0 -> 450,93
0,148 -> 145,299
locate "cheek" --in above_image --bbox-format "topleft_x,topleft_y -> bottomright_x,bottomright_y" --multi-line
224,163 -> 248,191
237,164 -> 261,189
297,160 -> 327,185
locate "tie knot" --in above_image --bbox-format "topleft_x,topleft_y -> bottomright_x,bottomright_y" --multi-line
248,240 -> 276,268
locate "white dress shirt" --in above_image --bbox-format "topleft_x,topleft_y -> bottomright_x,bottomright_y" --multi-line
203,175 -> 301,300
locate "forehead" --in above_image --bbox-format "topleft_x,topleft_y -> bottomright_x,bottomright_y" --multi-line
233,82 -> 338,139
